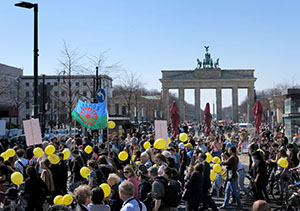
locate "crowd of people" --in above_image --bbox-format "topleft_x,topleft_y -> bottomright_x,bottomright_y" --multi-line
0,121 -> 299,211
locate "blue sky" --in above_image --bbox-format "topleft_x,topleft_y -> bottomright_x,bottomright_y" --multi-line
1,0 -> 300,112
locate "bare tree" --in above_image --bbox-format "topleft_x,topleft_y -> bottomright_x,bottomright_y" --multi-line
56,42 -> 85,128
113,71 -> 143,118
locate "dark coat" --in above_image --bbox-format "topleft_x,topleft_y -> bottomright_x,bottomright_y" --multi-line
184,171 -> 203,203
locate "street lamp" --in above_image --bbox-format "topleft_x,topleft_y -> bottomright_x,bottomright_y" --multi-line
15,1 -> 39,119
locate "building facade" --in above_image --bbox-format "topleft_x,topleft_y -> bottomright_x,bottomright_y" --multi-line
0,63 -> 113,129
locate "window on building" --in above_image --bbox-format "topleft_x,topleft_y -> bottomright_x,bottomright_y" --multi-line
90,82 -> 93,86
26,102 -> 30,109
83,91 -> 87,97
47,82 -> 50,85
54,91 -> 58,97
61,91 -> 65,97
122,106 -> 126,115
76,82 -> 80,86
26,92 -> 29,97
54,102 -> 57,109
83,82 -> 87,86
26,82 -> 29,87
115,104 -> 119,115
26,114 -> 30,119
54,82 -> 58,86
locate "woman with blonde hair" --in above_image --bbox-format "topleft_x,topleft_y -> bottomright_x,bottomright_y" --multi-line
107,173 -> 122,211
123,166 -> 139,199
40,158 -> 55,195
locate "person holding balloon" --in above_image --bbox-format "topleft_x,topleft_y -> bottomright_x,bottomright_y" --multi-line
24,166 -> 48,211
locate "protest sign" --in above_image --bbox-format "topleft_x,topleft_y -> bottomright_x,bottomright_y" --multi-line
154,120 -> 168,146
23,119 -> 42,146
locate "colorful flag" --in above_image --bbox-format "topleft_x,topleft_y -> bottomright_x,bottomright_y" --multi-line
72,99 -> 107,130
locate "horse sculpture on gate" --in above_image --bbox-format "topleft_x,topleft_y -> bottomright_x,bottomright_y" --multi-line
195,46 -> 220,69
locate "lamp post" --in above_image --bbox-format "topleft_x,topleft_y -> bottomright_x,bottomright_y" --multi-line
15,1 -> 39,119
42,74 -> 45,137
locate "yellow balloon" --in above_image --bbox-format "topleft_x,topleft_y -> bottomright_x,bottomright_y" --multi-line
53,195 -> 63,205
11,172 -> 23,185
1,152 -> 9,161
80,167 -> 91,179
213,164 -> 222,173
212,156 -> 221,164
210,169 -> 216,181
179,133 -> 188,142
118,151 -> 128,161
154,138 -> 166,149
63,149 -> 71,160
33,147 -> 44,158
135,161 -> 141,165
62,194 -> 73,205
257,149 -> 265,156
45,145 -> 55,155
107,121 -> 116,129
205,152 -> 212,163
100,183 -> 111,198
84,145 -> 93,154
6,149 -> 16,157
278,158 -> 288,168
143,142 -> 151,149
48,154 -> 60,165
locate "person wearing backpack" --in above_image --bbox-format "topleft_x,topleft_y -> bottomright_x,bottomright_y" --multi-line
149,166 -> 181,211
14,149 -> 29,174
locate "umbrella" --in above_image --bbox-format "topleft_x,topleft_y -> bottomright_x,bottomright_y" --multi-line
204,103 -> 212,137
170,101 -> 180,136
253,99 -> 263,133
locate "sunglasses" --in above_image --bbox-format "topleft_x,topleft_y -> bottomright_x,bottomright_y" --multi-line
123,171 -> 129,174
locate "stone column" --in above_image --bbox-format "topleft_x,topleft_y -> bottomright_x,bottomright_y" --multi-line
216,88 -> 222,120
162,88 -> 169,121
232,87 -> 239,122
194,88 -> 201,121
178,88 -> 185,121
247,86 -> 255,122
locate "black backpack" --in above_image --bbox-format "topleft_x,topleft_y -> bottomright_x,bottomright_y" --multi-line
95,169 -> 106,186
156,177 -> 182,208
164,179 -> 182,207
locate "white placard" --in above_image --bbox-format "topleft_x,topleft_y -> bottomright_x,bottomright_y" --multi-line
23,119 -> 42,146
0,120 -> 6,136
155,120 -> 168,146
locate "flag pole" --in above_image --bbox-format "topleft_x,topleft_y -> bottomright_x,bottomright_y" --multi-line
73,94 -> 78,141
106,94 -> 110,157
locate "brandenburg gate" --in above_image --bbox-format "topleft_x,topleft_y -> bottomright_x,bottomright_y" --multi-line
160,46 -> 256,122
